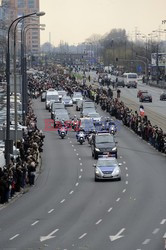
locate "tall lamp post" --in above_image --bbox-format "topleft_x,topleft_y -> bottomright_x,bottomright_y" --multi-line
5,11 -> 45,166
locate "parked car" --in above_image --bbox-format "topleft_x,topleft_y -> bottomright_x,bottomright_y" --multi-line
139,93 -> 152,102
160,91 -> 166,101
137,90 -> 148,98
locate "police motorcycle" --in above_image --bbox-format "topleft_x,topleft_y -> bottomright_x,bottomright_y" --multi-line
76,128 -> 86,145
72,115 -> 79,131
58,122 -> 67,139
105,118 -> 117,135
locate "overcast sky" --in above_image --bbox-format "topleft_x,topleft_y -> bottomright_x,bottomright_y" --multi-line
40,0 -> 166,46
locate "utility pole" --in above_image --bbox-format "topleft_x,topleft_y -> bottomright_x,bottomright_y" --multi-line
156,44 -> 159,84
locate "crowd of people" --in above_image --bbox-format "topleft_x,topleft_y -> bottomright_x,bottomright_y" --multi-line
0,98 -> 44,204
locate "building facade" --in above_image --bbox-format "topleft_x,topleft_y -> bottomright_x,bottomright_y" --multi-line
2,0 -> 40,55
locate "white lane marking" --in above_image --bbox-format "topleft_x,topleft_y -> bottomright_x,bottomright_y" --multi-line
72,145 -> 74,147
68,137 -> 70,139
79,175 -> 82,179
80,169 -> 83,172
108,207 -> 113,213
60,199 -> 65,203
48,209 -> 54,214
123,161 -> 126,164
31,220 -> 39,226
96,219 -> 102,225
80,163 -> 82,166
75,182 -> 79,186
70,141 -> 72,143
142,239 -> 150,245
79,233 -> 87,239
120,156 -> 122,159
125,181 -> 128,184
116,198 -> 120,202
152,228 -> 160,234
160,219 -> 166,225
126,173 -> 129,177
40,229 -> 59,242
125,167 -> 128,171
9,234 -> 19,241
74,149 -> 76,151
79,158 -> 81,161
76,153 -> 79,156
109,228 -> 125,242
122,189 -> 126,193
69,190 -> 74,195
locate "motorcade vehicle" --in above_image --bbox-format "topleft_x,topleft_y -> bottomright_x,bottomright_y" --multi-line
91,132 -> 117,159
93,156 -> 121,181
51,102 -> 65,119
54,113 -> 70,128
123,72 -> 138,88
88,112 -> 101,122
62,96 -> 73,106
59,128 -> 67,139
79,117 -> 95,134
72,92 -> 83,103
76,99 -> 83,111
58,90 -> 67,100
139,93 -> 152,102
82,108 -> 96,117
137,89 -> 148,98
82,101 -> 95,110
160,91 -> 166,101
41,91 -> 46,102
45,88 -> 59,110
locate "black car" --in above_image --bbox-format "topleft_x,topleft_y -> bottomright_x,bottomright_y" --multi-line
139,93 -> 152,102
91,132 -> 117,159
160,91 -> 166,101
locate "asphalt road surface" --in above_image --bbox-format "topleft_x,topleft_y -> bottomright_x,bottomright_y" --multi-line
0,98 -> 166,250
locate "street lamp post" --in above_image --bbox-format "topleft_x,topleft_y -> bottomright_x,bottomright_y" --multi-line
5,11 -> 45,166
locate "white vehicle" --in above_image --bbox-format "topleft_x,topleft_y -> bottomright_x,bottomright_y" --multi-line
72,92 -> 83,103
88,112 -> 101,122
123,72 -> 138,88
45,88 -> 59,110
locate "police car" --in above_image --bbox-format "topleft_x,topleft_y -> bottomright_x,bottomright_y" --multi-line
93,156 -> 121,181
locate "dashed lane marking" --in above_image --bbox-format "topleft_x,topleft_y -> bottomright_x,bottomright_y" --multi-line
60,199 -> 65,203
80,169 -> 83,172
79,175 -> 82,179
142,239 -> 150,245
9,234 -> 19,241
31,220 -> 39,226
72,145 -> 74,147
126,173 -> 129,177
160,219 -> 166,225
74,149 -> 76,151
122,189 -> 126,193
48,209 -> 54,214
69,190 -> 74,195
116,198 -> 120,202
79,233 -> 87,240
75,182 -> 79,186
79,158 -> 81,161
108,207 -> 113,213
96,219 -> 102,225
76,153 -> 79,156
123,161 -> 126,164
152,228 -> 160,234
120,156 -> 122,159
80,163 -> 82,166
70,141 -> 72,143
125,181 -> 128,185
125,167 -> 128,170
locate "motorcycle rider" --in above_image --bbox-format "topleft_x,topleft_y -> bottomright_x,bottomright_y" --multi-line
76,127 -> 86,141
58,120 -> 68,136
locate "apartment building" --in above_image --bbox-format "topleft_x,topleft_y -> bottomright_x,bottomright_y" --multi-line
2,0 -> 40,55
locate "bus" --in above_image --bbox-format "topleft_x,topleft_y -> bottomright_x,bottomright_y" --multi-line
123,73 -> 138,88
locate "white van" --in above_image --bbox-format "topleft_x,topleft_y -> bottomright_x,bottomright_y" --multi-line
45,88 -> 59,110
123,73 -> 138,88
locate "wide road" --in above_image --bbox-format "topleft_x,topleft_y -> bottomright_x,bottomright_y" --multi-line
85,71 -> 166,131
0,97 -> 166,250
